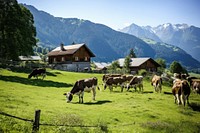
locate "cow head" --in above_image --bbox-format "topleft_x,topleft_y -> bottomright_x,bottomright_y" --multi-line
63,92 -> 73,103
28,74 -> 32,79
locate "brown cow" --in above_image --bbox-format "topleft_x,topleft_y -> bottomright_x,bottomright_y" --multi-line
172,79 -> 190,106
104,76 -> 126,92
151,75 -> 162,93
127,76 -> 143,92
64,77 -> 99,103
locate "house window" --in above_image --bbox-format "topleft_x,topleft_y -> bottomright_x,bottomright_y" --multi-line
85,57 -> 88,61
75,57 -> 79,61
53,58 -> 56,62
62,57 -> 65,62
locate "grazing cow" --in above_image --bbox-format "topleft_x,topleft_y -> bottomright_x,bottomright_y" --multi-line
28,68 -> 46,79
64,77 -> 99,103
127,76 -> 143,92
172,79 -> 190,106
191,80 -> 200,94
151,75 -> 162,93
187,76 -> 198,87
104,76 -> 126,92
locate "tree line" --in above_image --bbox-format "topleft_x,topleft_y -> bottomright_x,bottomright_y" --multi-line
0,0 -> 36,61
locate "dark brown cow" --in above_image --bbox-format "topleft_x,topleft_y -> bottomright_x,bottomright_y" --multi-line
172,79 -> 190,106
28,68 -> 46,79
127,76 -> 143,92
64,77 -> 99,103
151,75 -> 162,93
104,76 -> 126,92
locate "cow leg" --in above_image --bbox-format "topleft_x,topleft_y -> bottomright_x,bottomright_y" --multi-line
104,83 -> 107,90
126,84 -> 130,91
141,84 -> 143,93
181,94 -> 186,106
92,87 -> 96,101
121,83 -> 124,92
174,95 -> 177,104
109,86 -> 113,92
78,92 -> 84,103
134,85 -> 137,92
186,95 -> 190,105
176,94 -> 181,105
42,73 -> 46,80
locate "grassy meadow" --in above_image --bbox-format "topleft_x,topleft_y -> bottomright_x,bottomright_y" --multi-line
0,68 -> 200,133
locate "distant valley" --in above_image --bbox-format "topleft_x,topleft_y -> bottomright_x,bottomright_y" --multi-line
23,4 -> 200,69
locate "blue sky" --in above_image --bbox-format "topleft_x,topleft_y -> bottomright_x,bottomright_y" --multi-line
17,0 -> 200,30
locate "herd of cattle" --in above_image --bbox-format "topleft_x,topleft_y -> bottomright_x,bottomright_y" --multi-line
27,68 -> 200,106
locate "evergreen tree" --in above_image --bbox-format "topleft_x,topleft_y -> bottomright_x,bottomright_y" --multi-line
129,48 -> 136,58
123,56 -> 131,73
0,0 -> 36,60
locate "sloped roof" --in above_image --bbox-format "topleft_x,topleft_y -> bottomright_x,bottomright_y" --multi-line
118,57 -> 160,67
47,43 -> 95,57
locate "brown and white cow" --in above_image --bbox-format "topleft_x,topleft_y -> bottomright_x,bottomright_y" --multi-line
172,79 -> 190,106
127,76 -> 143,92
104,76 -> 126,92
63,77 -> 99,103
191,79 -> 200,94
151,75 -> 162,93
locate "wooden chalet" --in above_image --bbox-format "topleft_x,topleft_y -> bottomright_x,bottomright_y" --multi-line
118,57 -> 160,73
47,43 -> 95,71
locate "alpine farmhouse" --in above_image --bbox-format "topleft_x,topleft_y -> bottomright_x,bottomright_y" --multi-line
47,43 -> 95,71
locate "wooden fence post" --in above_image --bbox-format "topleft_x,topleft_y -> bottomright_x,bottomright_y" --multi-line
32,110 -> 41,132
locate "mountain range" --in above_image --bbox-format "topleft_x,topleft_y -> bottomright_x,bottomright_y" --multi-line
120,23 -> 200,63
23,4 -> 200,69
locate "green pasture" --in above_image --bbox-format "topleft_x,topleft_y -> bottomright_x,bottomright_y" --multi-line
0,68 -> 200,133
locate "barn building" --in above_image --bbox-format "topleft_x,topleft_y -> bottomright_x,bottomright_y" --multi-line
117,57 -> 160,73
47,43 -> 95,71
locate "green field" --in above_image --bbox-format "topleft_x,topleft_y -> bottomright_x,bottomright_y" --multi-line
0,68 -> 200,133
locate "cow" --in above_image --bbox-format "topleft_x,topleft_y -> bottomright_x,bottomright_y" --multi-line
187,76 -> 198,87
104,76 -> 126,92
64,77 -> 99,103
127,76 -> 143,92
191,79 -> 200,94
151,75 -> 162,93
172,79 -> 190,106
28,68 -> 46,80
